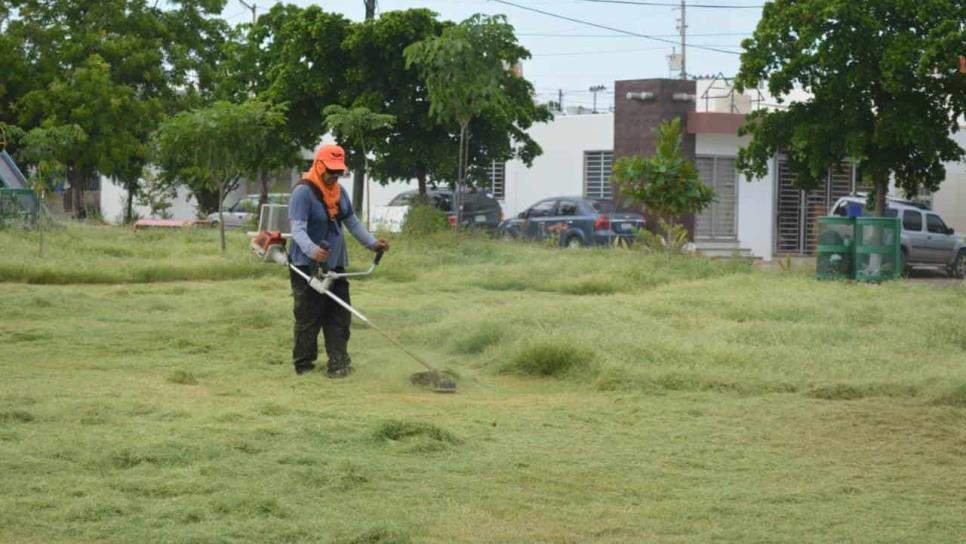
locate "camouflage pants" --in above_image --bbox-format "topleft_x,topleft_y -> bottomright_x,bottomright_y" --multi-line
290,266 -> 351,373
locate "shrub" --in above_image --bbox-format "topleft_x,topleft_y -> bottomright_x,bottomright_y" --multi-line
401,204 -> 450,236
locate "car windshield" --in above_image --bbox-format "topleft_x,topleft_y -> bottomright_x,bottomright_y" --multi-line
388,192 -> 453,211
589,200 -> 614,213
388,193 -> 420,206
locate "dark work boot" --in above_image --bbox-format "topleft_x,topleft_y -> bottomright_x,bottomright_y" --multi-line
295,362 -> 317,376
325,354 -> 353,379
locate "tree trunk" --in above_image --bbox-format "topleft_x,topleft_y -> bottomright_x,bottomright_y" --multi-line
68,169 -> 86,219
258,169 -> 269,228
218,181 -> 226,254
125,182 -> 135,223
416,168 -> 427,196
873,171 -> 888,217
352,168 -> 365,215
363,145 -> 371,231
456,122 -> 469,228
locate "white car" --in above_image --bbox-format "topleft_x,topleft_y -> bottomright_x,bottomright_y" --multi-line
208,193 -> 288,229
370,189 -> 503,233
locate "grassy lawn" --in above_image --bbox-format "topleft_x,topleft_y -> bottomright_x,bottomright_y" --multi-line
1,225 -> 965,543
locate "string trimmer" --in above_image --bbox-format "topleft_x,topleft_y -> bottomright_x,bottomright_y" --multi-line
251,231 -> 457,393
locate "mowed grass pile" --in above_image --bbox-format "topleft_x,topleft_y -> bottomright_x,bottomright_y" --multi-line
2,224 -> 966,543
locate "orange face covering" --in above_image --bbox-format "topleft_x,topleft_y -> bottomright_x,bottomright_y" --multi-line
302,160 -> 341,220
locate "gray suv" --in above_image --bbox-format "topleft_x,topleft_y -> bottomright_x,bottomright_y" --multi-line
831,196 -> 965,278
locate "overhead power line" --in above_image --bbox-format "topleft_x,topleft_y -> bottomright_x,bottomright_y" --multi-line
532,44 -> 739,57
576,0 -> 764,8
518,32 -> 752,38
487,0 -> 741,55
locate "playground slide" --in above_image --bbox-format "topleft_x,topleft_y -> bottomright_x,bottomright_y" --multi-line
0,149 -> 29,190
0,149 -> 44,218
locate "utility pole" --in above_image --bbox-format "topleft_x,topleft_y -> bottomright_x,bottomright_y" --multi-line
589,85 -> 606,113
678,0 -> 687,79
364,0 -> 377,19
238,0 -> 257,24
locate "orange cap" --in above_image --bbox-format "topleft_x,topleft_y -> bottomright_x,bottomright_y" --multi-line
315,144 -> 347,172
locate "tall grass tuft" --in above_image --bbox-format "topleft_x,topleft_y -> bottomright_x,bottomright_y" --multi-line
502,340 -> 594,378
934,383 -> 966,407
341,527 -> 412,544
453,322 -> 504,354
166,369 -> 199,385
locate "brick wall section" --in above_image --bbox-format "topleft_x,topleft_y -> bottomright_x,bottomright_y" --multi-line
613,78 -> 698,237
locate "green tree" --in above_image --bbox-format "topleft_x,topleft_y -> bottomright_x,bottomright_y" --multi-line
17,55 -> 164,219
220,4 -> 352,154
1,0 -> 229,219
405,13 -> 551,218
613,118 -> 715,255
217,4 -> 353,214
152,100 -> 286,252
17,124 -> 86,254
323,105 -> 395,226
342,9 -> 453,196
734,0 -> 966,216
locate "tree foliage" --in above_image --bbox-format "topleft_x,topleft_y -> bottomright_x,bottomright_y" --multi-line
152,100 -> 285,251
403,13 -> 551,199
613,118 -> 715,219
322,105 -> 395,218
0,0 -> 229,218
734,0 -> 966,216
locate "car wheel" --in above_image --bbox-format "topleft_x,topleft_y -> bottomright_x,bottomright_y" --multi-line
501,229 -> 517,242
950,250 -> 966,279
900,248 -> 910,278
564,235 -> 583,249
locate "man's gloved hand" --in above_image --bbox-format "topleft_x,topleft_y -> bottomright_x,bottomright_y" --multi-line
312,245 -> 331,262
373,239 -> 390,252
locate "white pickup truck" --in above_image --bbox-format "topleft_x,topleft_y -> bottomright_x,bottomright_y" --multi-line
831,196 -> 965,278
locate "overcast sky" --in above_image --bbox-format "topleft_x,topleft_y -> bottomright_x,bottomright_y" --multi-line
222,0 -> 764,110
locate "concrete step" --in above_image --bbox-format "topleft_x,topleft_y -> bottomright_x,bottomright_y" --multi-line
694,240 -> 754,258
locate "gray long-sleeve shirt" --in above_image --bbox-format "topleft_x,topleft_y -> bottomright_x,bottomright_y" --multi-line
288,183 -> 376,269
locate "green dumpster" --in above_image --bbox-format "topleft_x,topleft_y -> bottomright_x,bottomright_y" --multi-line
854,216 -> 901,282
816,216 -> 855,280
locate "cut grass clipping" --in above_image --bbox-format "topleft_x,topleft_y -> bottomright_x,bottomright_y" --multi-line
501,340 -> 594,378
373,419 -> 462,446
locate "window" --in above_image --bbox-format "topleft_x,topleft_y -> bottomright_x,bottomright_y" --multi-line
558,201 -> 578,216
589,199 -> 614,213
528,200 -> 557,217
926,214 -> 948,234
584,151 -> 613,199
902,210 -> 922,231
487,161 -> 505,200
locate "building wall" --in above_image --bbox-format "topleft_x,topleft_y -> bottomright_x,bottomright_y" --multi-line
502,113 -> 613,217
695,133 -> 775,261
932,128 -> 966,232
614,79 -> 697,232
100,175 -> 244,223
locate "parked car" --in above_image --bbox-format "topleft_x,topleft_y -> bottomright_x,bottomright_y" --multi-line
370,189 -> 503,232
208,193 -> 289,229
498,196 -> 645,248
830,195 -> 965,278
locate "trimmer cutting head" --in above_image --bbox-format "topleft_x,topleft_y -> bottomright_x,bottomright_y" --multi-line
410,370 -> 458,394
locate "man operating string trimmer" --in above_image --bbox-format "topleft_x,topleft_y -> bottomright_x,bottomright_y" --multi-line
288,144 -> 389,377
